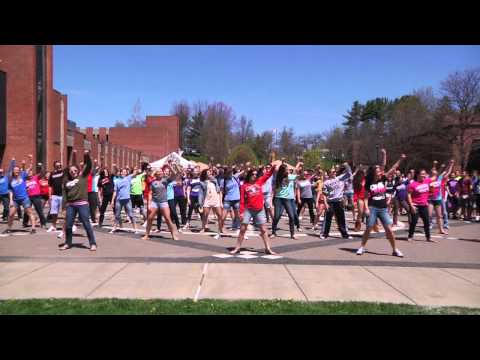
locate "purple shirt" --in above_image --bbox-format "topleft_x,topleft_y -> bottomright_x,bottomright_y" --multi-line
447,179 -> 459,195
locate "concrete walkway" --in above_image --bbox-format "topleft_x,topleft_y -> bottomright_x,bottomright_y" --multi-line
1,261 -> 479,308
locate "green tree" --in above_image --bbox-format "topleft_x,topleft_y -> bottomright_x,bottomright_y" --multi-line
225,144 -> 258,165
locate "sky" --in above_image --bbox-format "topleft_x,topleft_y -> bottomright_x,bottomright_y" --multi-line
54,45 -> 479,134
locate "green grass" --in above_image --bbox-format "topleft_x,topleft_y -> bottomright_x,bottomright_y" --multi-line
0,299 -> 478,315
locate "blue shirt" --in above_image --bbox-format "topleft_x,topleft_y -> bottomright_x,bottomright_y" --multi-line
167,180 -> 175,201
219,175 -> 240,201
92,175 -> 100,193
114,175 -> 133,200
0,176 -> 9,195
9,172 -> 29,201
262,176 -> 272,194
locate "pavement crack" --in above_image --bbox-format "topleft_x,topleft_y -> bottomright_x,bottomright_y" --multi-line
284,264 -> 309,302
84,263 -> 130,299
362,266 -> 418,305
0,262 -> 54,288
440,268 -> 480,287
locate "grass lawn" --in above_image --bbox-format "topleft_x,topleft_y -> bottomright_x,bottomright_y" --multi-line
0,299 -> 479,315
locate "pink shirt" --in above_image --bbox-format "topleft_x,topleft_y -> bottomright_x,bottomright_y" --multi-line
408,178 -> 432,206
25,175 -> 41,197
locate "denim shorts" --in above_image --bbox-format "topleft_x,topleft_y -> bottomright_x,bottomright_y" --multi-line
50,195 -> 63,215
367,206 -> 393,228
14,198 -> 32,209
150,200 -> 169,209
242,208 -> 267,225
263,193 -> 272,209
223,200 -> 240,210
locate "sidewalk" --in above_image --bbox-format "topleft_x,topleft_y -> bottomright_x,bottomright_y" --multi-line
1,261 -> 479,308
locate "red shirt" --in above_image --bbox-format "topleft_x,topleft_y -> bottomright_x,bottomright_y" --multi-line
354,178 -> 366,201
39,178 -> 50,196
87,174 -> 93,193
240,168 -> 274,215
144,175 -> 155,199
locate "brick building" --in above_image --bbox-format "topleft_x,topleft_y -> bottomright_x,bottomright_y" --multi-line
0,45 -> 180,171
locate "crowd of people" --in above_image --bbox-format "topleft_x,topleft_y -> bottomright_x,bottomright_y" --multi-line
0,148 -> 479,257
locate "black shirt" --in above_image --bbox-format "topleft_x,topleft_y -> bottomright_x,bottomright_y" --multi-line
48,170 -> 64,196
366,176 -> 388,209
98,175 -> 115,196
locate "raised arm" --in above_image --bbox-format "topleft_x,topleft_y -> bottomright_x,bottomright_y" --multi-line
380,148 -> 387,170
7,158 -> 15,178
82,151 -> 92,177
385,154 -> 406,178
336,163 -> 352,182
441,159 -> 454,178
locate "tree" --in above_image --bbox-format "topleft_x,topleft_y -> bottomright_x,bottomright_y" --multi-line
171,100 -> 190,148
184,106 -> 206,154
226,144 -> 258,165
251,131 -> 273,163
127,99 -> 146,127
114,120 -> 126,128
233,115 -> 255,146
278,127 -> 302,162
441,68 -> 480,169
202,102 -> 235,163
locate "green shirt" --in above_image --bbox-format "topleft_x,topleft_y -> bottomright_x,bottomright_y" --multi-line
130,175 -> 144,195
275,174 -> 297,199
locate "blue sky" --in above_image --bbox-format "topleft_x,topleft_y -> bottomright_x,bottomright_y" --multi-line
54,45 -> 479,134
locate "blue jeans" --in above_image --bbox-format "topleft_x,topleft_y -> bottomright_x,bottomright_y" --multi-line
272,197 -> 296,236
441,198 -> 449,228
65,204 -> 96,247
115,198 -> 134,225
0,194 -> 9,220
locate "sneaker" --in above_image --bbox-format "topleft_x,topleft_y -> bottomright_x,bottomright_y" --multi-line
392,249 -> 404,257
344,236 -> 353,240
46,226 -> 56,233
244,235 -> 249,240
299,216 -> 303,221
356,247 -> 365,255
2,229 -> 12,234
72,225 -> 77,233
56,231 -> 63,239
109,229 -> 116,234
320,235 -> 327,240
30,229 -> 36,234
297,227 -> 303,232
476,216 -> 480,222
142,221 -> 147,228
213,234 -> 220,240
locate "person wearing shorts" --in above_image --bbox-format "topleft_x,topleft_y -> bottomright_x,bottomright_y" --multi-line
230,164 -> 277,255
200,169 -> 223,238
130,168 -> 147,224
142,166 -> 179,241
47,161 -> 65,232
220,167 -> 241,230
261,164 -> 274,223
356,154 -> 406,257
4,158 -> 36,234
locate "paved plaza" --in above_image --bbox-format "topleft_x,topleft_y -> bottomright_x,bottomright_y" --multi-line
1,212 -> 479,308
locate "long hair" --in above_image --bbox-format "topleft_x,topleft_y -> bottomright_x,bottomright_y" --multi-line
200,169 -> 209,182
414,169 -> 426,182
275,164 -> 288,190
245,169 -> 256,184
353,169 -> 365,192
364,166 -> 376,189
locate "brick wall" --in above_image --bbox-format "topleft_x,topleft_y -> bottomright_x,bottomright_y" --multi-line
0,45 -> 36,170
